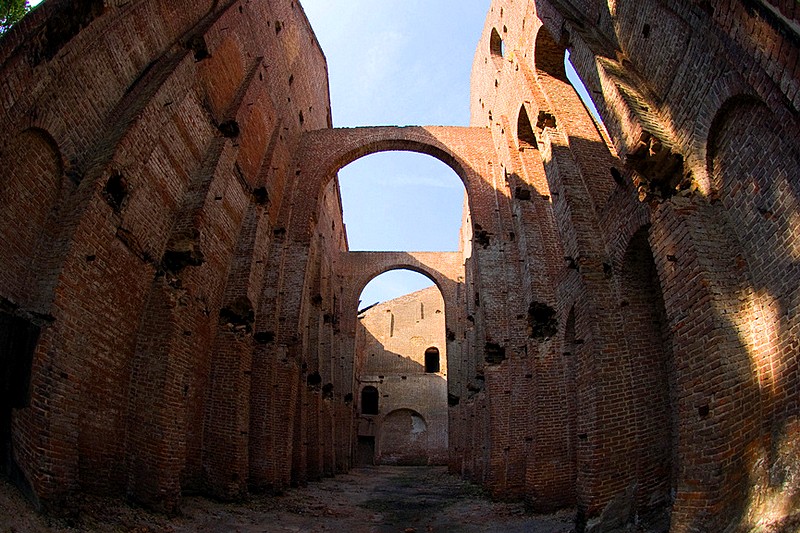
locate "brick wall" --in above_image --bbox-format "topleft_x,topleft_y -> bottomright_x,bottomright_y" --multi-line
0,0 -> 798,530
354,286 -> 449,465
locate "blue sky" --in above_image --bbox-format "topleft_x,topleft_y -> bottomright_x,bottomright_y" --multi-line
300,0 -> 490,307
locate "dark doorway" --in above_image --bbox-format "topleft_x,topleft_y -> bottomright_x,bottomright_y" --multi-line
0,312 -> 39,483
361,386 -> 379,415
356,436 -> 375,466
424,347 -> 440,373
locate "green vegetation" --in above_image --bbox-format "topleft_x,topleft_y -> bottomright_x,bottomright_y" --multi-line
1,0 -> 30,34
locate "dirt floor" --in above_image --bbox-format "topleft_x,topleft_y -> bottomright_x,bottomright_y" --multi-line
0,467 -> 575,533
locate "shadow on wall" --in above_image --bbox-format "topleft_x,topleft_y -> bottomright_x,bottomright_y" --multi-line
354,326 -> 448,467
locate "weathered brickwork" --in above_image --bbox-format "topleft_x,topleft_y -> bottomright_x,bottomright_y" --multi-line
0,0 -> 798,531
354,286 -> 449,466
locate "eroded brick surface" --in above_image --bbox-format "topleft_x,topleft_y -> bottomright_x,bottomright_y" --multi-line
0,1 -> 798,532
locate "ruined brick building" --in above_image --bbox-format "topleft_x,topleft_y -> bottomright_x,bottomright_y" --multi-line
354,286 -> 449,467
0,0 -> 798,531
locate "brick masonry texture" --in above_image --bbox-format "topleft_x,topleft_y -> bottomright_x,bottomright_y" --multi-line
0,0 -> 798,531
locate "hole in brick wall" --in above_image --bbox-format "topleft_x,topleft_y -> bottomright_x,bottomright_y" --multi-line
322,383 -> 333,399
697,1 -> 714,15
275,21 -> 282,34
218,120 -> 240,138
536,110 -> 557,131
448,394 -> 460,406
446,329 -> 455,342
610,167 -> 625,186
311,294 -> 323,305
698,405 -> 709,418
253,187 -> 269,205
103,171 -> 129,212
565,256 -> 578,270
85,254 -> 96,262
161,239 -> 204,274
527,301 -> 558,339
642,24 -> 651,38
254,331 -> 275,344
361,386 -> 379,415
306,371 -> 322,389
514,186 -> 532,200
474,292 -> 480,307
485,342 -> 506,364
474,228 -> 490,248
344,393 -> 353,404
603,262 -> 613,278
298,111 -> 304,125
288,74 -> 294,85
218,296 -> 254,333
187,34 -> 210,62
578,433 -> 588,440
273,227 -> 286,236
627,132 -> 692,201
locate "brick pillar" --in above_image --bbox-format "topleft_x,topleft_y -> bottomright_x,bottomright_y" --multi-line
650,200 -> 762,532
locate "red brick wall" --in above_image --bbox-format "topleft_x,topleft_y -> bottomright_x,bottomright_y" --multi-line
1,1 -> 798,530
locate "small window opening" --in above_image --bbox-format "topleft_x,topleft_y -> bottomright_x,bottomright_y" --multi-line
389,313 -> 395,337
420,302 -> 425,320
361,386 -> 379,415
424,347 -> 440,373
517,105 -> 538,148
490,28 -> 504,60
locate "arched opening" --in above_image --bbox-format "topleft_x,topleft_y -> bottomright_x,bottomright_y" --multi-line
361,386 -> 379,415
424,347 -> 440,373
490,28 -> 504,61
338,151 -> 466,252
620,227 -> 675,529
354,269 -> 449,466
379,409 -> 429,465
517,105 -> 537,148
562,307 -> 578,503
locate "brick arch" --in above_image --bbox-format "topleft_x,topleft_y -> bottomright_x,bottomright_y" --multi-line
531,23 -> 567,81
0,127 -> 68,308
338,251 -> 463,339
706,93 -> 769,195
288,126 -> 496,243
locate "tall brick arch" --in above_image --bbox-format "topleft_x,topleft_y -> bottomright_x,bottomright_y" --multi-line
338,251 -> 464,345
261,125 -> 507,352
287,125 -> 498,243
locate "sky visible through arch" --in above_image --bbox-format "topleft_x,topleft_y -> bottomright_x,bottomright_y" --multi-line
300,0 -> 489,307
300,1 -> 601,307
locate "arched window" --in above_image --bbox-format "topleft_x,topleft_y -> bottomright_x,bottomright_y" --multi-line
361,386 -> 379,415
490,28 -> 504,60
517,105 -> 537,148
424,347 -> 440,373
